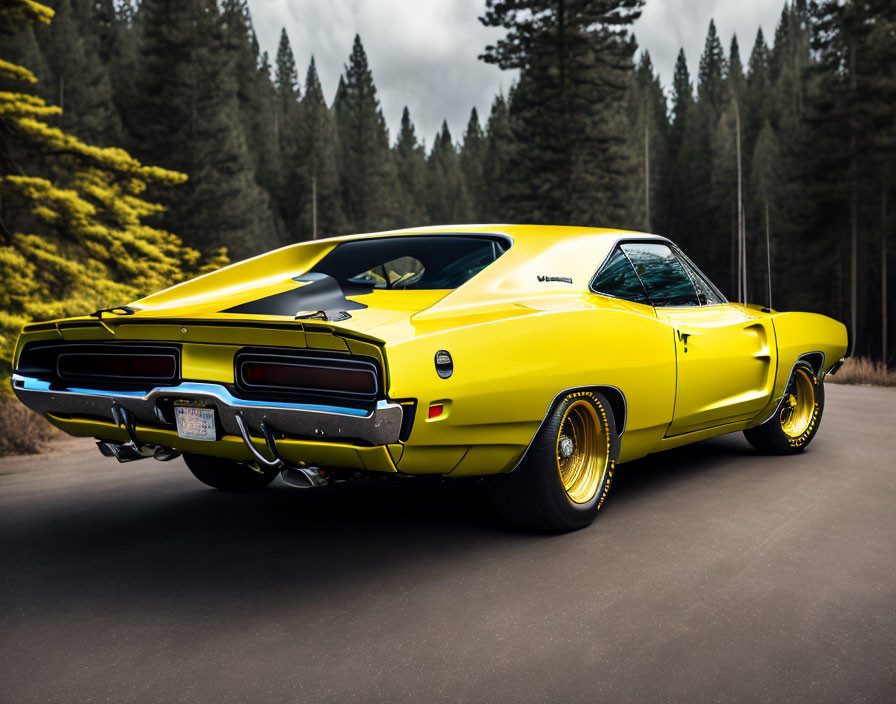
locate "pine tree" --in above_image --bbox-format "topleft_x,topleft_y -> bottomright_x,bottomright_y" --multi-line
698,20 -> 735,290
333,35 -> 401,232
749,119 -> 779,308
481,93 -> 511,222
658,51 -> 695,255
222,0 -> 284,242
293,57 -> 346,239
131,0 -> 277,259
275,28 -> 300,109
0,0 -> 224,378
625,51 -> 667,231
745,29 -> 771,150
480,0 -> 643,224
698,19 -> 728,114
426,121 -> 473,224
460,107 -> 486,220
670,49 -> 692,134
801,0 -> 896,354
274,26 -> 300,151
393,106 -> 429,225
728,35 -> 745,98
33,0 -> 121,145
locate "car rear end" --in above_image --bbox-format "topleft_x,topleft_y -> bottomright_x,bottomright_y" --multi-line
11,316 -> 411,478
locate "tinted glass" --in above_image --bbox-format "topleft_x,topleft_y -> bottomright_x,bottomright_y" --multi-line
592,248 -> 649,304
675,249 -> 727,305
349,256 -> 425,289
621,243 -> 699,306
313,236 -> 507,290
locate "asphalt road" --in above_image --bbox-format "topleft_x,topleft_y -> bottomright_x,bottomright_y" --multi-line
1,383 -> 895,704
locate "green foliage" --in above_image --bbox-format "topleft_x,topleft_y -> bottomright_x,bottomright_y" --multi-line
480,0 -> 643,224
624,51 -> 666,231
333,35 -> 401,232
460,108 -> 487,219
275,27 -> 300,113
480,94 -> 511,222
393,107 -> 428,225
697,19 -> 728,112
426,121 -> 473,224
131,0 -> 277,260
34,0 -> 122,145
293,57 -> 345,238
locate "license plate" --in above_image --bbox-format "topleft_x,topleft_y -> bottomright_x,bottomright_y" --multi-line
174,405 -> 216,441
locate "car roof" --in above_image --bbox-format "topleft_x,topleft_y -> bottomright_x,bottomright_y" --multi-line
316,225 -> 672,321
325,223 -> 667,248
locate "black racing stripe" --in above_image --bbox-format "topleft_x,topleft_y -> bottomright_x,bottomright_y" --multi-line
222,273 -> 369,317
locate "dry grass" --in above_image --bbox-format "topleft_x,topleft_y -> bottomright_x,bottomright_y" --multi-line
0,393 -> 62,457
826,357 -> 896,387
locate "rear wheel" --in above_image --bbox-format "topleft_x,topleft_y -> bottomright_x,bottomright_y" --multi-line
744,364 -> 824,454
183,453 -> 279,491
489,390 -> 619,532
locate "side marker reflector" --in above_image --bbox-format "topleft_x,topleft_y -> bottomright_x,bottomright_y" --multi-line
428,404 -> 444,420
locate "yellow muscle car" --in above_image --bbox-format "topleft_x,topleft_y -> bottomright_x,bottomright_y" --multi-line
11,225 -> 848,531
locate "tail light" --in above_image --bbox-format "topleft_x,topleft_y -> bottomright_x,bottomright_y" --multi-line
58,353 -> 177,382
15,343 -> 180,387
236,352 -> 380,400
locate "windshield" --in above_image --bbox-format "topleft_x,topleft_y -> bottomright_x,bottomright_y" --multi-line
311,235 -> 509,290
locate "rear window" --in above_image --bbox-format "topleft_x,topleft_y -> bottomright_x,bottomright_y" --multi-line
312,236 -> 509,290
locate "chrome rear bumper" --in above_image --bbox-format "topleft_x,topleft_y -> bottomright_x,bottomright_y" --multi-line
11,375 -> 403,446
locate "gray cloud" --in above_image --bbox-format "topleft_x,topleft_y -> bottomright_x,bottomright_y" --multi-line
634,0 -> 786,89
247,0 -> 512,147
247,0 -> 786,148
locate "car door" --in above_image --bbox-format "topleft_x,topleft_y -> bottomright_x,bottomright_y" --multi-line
621,242 -> 777,436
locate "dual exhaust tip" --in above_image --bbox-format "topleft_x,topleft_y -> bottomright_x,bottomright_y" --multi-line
100,404 -> 328,487
96,440 -> 328,488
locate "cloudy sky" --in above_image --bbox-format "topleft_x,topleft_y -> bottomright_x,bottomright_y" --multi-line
246,0 -> 787,147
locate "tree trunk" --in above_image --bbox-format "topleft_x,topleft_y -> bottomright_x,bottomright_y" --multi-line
644,118 -> 650,231
742,207 -> 748,303
734,99 -> 744,302
765,200 -> 772,310
731,203 -> 737,298
312,168 -> 318,240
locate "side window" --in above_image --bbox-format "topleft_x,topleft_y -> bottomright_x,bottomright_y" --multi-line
592,247 -> 650,304
621,243 -> 699,307
675,249 -> 727,305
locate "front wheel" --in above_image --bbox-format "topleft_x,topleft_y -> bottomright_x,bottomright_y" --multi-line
488,390 -> 619,532
183,453 -> 279,491
744,363 -> 824,454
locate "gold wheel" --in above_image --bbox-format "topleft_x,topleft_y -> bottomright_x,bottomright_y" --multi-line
779,367 -> 816,438
555,398 -> 610,504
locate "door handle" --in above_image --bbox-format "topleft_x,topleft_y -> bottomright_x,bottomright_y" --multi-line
676,329 -> 695,343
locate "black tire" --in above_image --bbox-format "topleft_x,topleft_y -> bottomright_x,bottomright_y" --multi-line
488,390 -> 620,532
744,363 -> 825,454
183,453 -> 279,491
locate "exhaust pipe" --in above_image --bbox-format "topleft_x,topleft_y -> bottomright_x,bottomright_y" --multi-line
96,441 -> 180,463
280,465 -> 328,488
97,441 -> 153,462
